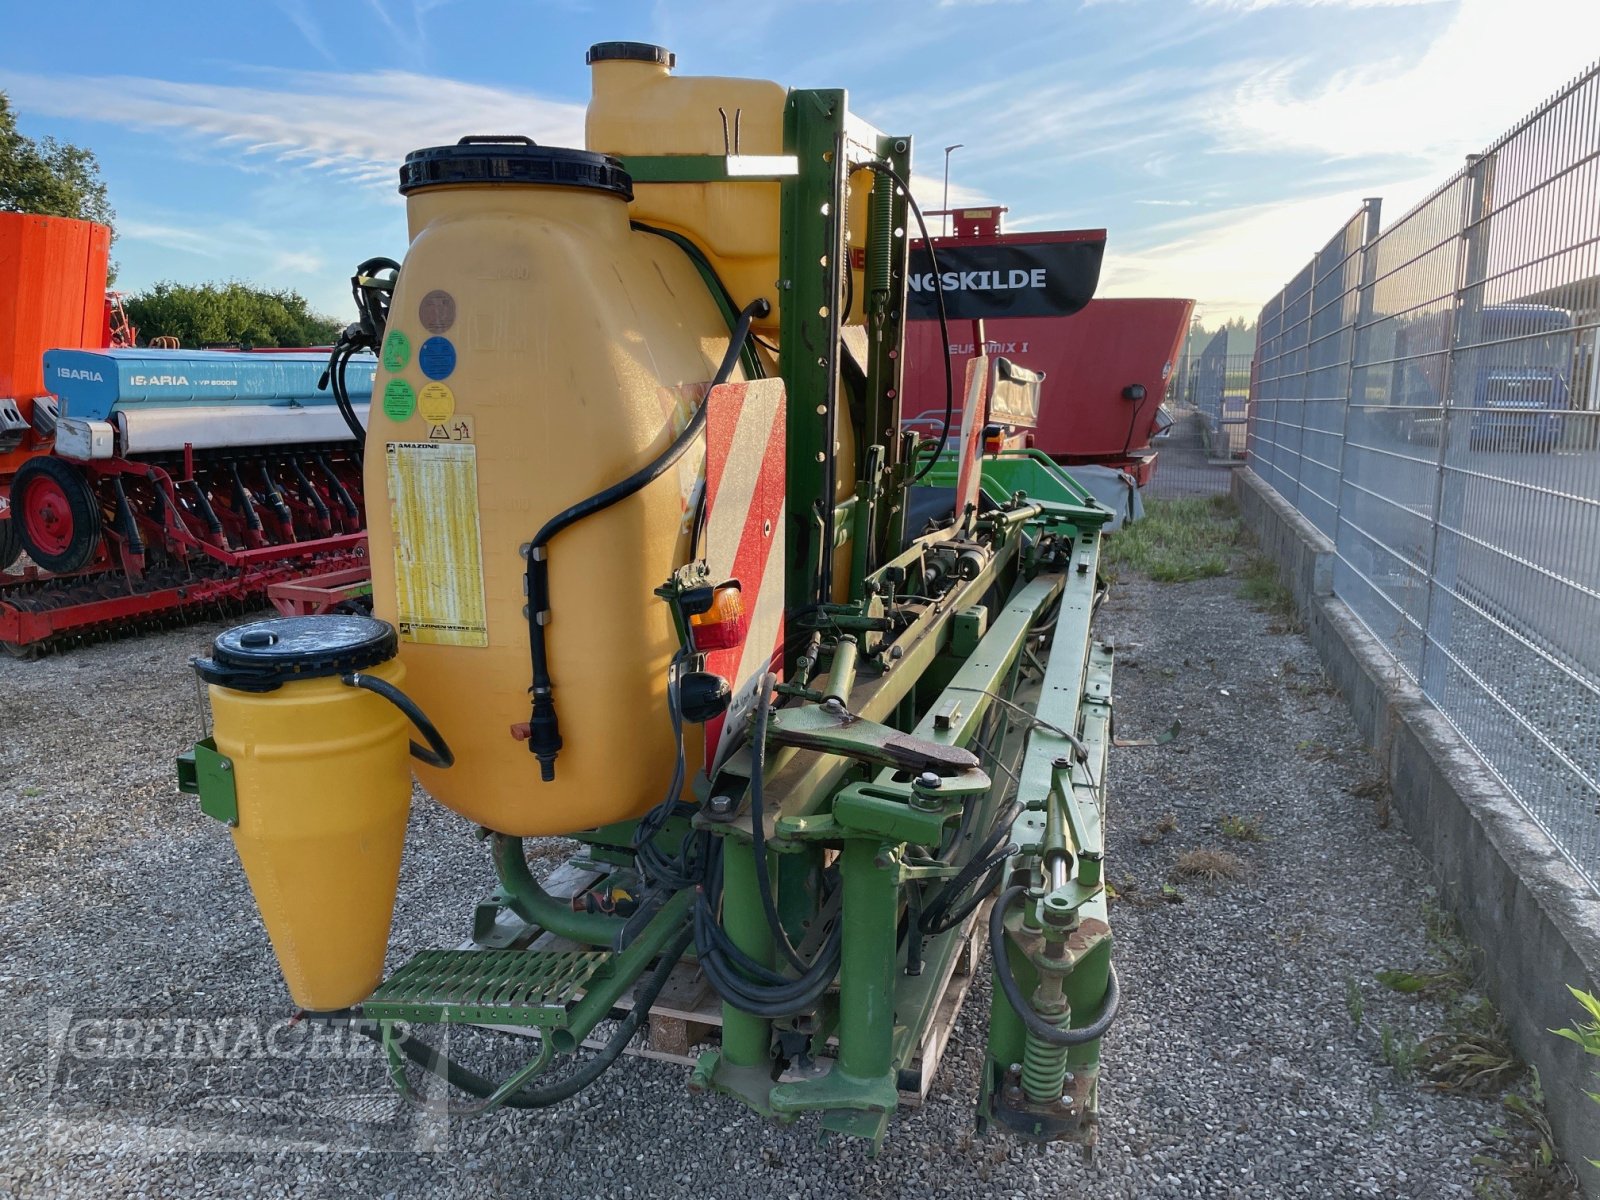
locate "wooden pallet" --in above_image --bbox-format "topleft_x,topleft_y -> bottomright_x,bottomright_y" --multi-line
459,857 -> 990,1105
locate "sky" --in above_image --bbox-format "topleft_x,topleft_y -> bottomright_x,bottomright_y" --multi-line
3,0 -> 1597,326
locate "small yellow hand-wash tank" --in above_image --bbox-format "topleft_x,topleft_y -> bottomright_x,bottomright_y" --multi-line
365,138 -> 742,837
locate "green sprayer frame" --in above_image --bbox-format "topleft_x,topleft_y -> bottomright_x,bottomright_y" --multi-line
184,85 -> 1119,1153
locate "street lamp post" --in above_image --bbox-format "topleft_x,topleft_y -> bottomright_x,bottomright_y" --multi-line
942,143 -> 963,236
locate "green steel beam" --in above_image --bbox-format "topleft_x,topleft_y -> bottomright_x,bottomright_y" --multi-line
779,89 -> 848,612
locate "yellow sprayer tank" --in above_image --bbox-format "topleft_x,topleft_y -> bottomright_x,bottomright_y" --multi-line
195,616 -> 415,1011
366,139 -> 735,837
584,41 -> 873,334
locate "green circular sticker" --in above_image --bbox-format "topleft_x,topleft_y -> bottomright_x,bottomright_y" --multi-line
383,378 -> 416,421
381,329 -> 411,372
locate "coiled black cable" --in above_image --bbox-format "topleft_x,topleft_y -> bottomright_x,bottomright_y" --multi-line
989,885 -> 1121,1047
693,845 -> 843,1018
631,653 -> 710,892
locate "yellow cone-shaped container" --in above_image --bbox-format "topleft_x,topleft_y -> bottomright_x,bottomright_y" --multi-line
197,615 -> 414,1011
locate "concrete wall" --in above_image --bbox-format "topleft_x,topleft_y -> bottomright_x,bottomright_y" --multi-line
1233,468 -> 1600,1183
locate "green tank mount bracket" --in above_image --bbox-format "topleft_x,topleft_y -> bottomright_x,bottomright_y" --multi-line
176,739 -> 237,827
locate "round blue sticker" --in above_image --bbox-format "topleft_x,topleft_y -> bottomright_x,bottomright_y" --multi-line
418,336 -> 457,381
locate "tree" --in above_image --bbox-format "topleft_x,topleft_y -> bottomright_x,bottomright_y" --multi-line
123,281 -> 344,348
0,91 -> 114,228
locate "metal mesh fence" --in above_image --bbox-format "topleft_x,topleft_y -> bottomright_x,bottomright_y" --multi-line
1247,61 -> 1600,887
1250,203 -> 1379,537
1180,336 -> 1252,459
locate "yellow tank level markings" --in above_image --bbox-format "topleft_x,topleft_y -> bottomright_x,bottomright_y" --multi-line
418,381 -> 456,423
385,441 -> 488,647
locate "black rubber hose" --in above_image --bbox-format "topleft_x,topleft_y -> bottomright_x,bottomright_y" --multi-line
523,298 -> 769,781
865,160 -> 952,486
689,841 -> 843,1016
989,885 -> 1121,1047
919,851 -> 1011,936
694,895 -> 842,1016
747,672 -> 809,972
372,921 -> 693,1109
342,672 -> 454,768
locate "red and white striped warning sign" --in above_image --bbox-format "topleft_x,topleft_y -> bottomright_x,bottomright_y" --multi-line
699,379 -> 787,772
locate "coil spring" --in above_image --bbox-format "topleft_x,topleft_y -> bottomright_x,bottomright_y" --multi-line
867,171 -> 895,298
1021,1006 -> 1072,1104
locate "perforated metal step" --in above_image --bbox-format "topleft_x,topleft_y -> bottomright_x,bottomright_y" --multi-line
362,948 -> 610,1026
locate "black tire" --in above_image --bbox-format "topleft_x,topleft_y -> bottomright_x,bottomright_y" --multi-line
0,516 -> 20,571
12,457 -> 103,574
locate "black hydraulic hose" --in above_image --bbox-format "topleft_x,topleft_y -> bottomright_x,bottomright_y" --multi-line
320,256 -> 400,447
747,672 -> 809,972
342,672 -> 454,768
694,895 -> 842,1017
919,802 -> 1022,936
865,160 -> 953,486
522,298 -> 769,782
689,840 -> 843,1016
920,851 -> 1012,936
989,885 -> 1121,1047
330,342 -> 366,445
370,921 -> 694,1109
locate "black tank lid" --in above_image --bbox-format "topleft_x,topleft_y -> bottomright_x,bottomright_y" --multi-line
194,615 -> 398,692
586,41 -> 675,67
398,137 -> 633,200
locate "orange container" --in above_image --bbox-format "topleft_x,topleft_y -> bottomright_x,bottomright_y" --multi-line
0,212 -> 111,479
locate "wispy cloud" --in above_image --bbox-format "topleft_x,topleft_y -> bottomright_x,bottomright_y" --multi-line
1136,199 -> 1199,207
1213,0 -> 1600,164
1097,170 -> 1436,318
5,68 -> 585,191
275,0 -> 337,64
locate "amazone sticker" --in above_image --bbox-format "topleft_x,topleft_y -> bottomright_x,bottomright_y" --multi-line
419,336 -> 456,381
418,381 -> 456,423
381,330 -> 411,372
383,378 -> 416,421
385,441 -> 488,648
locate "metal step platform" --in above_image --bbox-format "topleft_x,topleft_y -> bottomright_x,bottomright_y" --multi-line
362,947 -> 610,1027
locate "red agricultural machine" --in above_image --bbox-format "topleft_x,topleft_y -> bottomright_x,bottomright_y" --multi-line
0,212 -> 375,655
902,207 -> 1193,488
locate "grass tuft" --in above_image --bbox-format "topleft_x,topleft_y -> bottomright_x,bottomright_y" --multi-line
1172,847 -> 1247,882
1102,496 -> 1240,582
1217,812 -> 1266,842
1138,812 -> 1180,845
1239,554 -> 1302,629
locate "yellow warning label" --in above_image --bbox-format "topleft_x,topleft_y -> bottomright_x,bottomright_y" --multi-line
385,441 -> 488,647
418,381 -> 456,423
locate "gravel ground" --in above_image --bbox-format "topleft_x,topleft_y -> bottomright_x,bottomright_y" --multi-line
0,556 -> 1536,1198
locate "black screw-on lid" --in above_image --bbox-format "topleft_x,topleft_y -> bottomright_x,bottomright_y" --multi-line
194,615 -> 398,692
398,137 -> 633,200
586,41 -> 675,67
